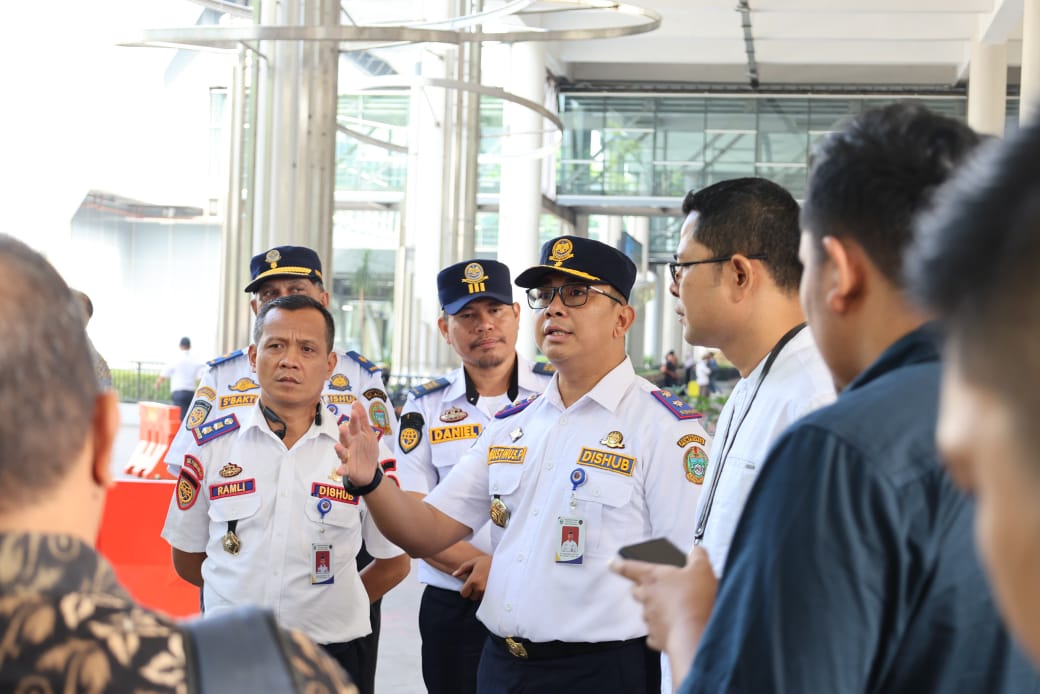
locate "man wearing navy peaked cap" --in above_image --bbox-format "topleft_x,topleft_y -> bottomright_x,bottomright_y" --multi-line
395,258 -> 553,694
336,236 -> 710,693
163,244 -> 409,694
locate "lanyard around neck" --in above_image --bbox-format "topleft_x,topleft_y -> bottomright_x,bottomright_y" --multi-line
692,322 -> 807,545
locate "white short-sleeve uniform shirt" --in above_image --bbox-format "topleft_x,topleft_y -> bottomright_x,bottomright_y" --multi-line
160,403 -> 402,645
425,357 -> 709,643
395,356 -> 553,590
165,349 -> 393,474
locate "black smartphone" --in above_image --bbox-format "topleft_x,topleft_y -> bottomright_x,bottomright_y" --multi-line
617,537 -> 687,567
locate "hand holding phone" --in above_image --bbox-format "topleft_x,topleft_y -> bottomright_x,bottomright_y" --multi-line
617,537 -> 687,567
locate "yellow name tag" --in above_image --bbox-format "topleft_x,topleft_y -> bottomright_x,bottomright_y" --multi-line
220,394 -> 257,408
577,447 -> 636,477
487,446 -> 527,465
431,423 -> 482,444
326,394 -> 358,405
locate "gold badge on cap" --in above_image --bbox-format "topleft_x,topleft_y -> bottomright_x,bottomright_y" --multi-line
600,431 -> 625,449
462,262 -> 488,295
265,249 -> 281,269
549,239 -> 574,266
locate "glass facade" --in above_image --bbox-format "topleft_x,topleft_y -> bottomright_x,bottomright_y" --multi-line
557,94 -> 976,201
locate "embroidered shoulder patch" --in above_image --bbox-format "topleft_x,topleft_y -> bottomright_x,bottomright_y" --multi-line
363,387 -> 388,402
177,471 -> 199,510
182,454 -> 204,480
494,393 -> 540,419
651,389 -> 703,420
532,361 -> 556,376
207,349 -> 244,368
344,350 -> 381,374
191,414 -> 240,446
410,377 -> 450,399
398,412 -> 424,453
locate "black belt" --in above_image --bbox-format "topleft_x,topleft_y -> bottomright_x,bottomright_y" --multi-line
492,635 -> 640,660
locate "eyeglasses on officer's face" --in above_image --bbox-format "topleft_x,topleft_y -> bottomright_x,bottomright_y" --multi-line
525,283 -> 623,310
667,253 -> 768,283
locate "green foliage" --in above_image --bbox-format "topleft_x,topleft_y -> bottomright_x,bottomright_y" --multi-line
110,367 -> 167,404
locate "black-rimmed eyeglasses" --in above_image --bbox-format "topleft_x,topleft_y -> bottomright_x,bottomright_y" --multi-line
668,253 -> 767,283
526,284 -> 623,310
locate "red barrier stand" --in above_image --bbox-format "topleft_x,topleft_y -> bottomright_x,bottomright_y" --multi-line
96,480 -> 200,619
125,402 -> 181,479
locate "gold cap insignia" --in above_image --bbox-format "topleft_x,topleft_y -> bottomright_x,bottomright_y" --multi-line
265,249 -> 281,269
549,239 -> 574,266
462,262 -> 488,295
600,431 -> 625,449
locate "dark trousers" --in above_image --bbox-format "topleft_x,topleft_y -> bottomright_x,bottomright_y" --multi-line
338,543 -> 382,694
419,585 -> 488,694
172,389 -> 194,421
322,633 -> 374,694
476,635 -> 660,694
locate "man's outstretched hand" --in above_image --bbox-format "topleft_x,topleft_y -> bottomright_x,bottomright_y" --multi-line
335,401 -> 381,486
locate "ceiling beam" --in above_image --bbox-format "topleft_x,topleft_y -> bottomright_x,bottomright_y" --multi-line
956,0 -> 1023,81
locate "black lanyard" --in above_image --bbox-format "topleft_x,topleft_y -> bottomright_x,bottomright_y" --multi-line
693,322 -> 807,544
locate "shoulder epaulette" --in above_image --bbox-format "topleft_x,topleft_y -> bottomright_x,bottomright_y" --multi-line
532,361 -> 556,376
344,350 -> 381,375
650,389 -> 704,420
207,349 -> 245,368
191,413 -> 241,446
409,377 -> 451,399
494,393 -> 540,419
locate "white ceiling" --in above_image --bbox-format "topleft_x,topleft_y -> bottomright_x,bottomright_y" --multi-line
526,0 -> 1025,87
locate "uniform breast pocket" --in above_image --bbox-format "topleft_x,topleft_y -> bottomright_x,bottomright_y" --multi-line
571,473 -> 635,553
487,464 -> 524,549
207,492 -> 262,528
304,500 -> 362,569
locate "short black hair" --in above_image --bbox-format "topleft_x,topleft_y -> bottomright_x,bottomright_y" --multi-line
179,336 -> 191,350
0,235 -> 97,511
801,103 -> 981,287
909,122 -> 1040,425
681,177 -> 803,292
253,294 -> 335,353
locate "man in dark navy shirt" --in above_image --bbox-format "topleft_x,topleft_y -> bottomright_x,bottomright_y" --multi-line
615,103 -> 1040,693
910,119 -> 1040,670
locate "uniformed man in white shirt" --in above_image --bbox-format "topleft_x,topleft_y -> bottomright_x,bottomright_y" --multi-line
334,236 -> 709,694
162,245 -> 396,694
397,259 -> 552,694
161,295 -> 409,694
635,177 -> 837,691
166,245 -> 394,474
